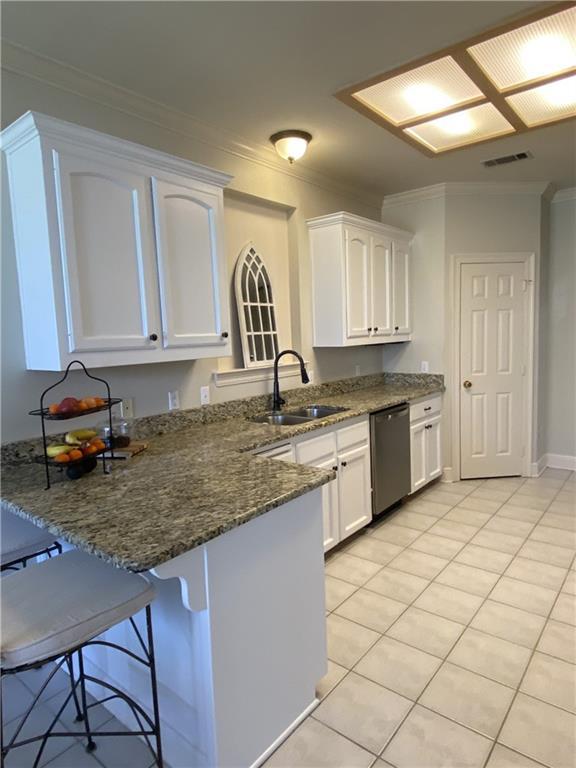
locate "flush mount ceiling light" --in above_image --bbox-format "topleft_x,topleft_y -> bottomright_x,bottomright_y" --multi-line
336,2 -> 576,155
270,130 -> 312,163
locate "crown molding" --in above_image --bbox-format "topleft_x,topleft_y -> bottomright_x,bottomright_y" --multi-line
1,40 -> 381,209
382,181 -> 551,209
551,187 -> 576,203
307,210 -> 413,239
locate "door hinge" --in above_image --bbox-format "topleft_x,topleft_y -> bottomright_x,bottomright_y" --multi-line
521,364 -> 527,376
522,279 -> 534,292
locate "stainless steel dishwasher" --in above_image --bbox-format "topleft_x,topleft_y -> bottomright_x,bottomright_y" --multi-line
370,403 -> 411,516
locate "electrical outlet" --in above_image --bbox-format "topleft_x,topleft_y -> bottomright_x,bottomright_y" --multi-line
200,386 -> 210,406
355,365 -> 361,376
120,397 -> 134,419
421,361 -> 430,373
168,390 -> 180,411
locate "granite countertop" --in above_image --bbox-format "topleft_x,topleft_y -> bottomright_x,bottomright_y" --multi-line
1,376 -> 442,571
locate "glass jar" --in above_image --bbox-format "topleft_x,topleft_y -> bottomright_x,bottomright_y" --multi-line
98,415 -> 132,449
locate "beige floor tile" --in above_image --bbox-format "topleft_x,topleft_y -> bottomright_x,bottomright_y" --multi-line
499,693 -> 576,768
514,485 -> 558,500
521,652 -> 576,713
335,589 -> 406,634
428,519 -> 478,542
530,525 -> 576,550
438,481 -> 475,495
386,606 -> 464,658
420,662 -> 515,737
325,554 -> 383,586
538,620 -> 576,663
485,516 -> 534,537
370,523 -> 421,547
540,513 -> 576,532
471,529 -> 524,555
455,544 -> 514,574
458,496 -> 503,514
505,557 -> 568,591
483,478 -> 525,491
435,562 -> 500,597
448,627 -> 531,687
264,715 -> 375,768
404,499 -> 453,518
470,486 -> 514,503
326,614 -> 380,669
471,600 -> 545,649
414,583 -> 483,624
518,540 -> 575,567
355,635 -> 441,700
314,672 -> 412,754
390,510 -> 437,531
490,577 -> 557,617
486,744 -> 551,768
382,705 -> 492,768
388,549 -> 449,579
344,537 -> 404,566
544,468 -> 572,480
496,505 -> 544,524
421,490 -> 464,507
508,494 -> 551,512
550,593 -> 576,626
562,571 -> 576,595
549,500 -> 576,517
316,660 -> 348,700
325,576 -> 357,612
409,533 -> 464,559
364,568 -> 429,604
555,489 -> 576,502
445,507 -> 493,527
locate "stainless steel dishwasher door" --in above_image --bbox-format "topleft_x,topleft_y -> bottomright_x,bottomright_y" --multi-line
370,404 -> 411,516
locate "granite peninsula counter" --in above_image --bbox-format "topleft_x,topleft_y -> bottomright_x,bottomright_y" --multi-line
1,373 -> 443,767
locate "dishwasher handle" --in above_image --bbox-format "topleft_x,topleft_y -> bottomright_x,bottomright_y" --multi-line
372,405 -> 409,423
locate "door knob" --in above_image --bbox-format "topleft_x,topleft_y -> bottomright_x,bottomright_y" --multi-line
463,380 -> 472,389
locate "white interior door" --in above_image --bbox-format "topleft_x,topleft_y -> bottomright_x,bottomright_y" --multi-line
344,226 -> 370,340
460,261 -> 526,478
371,235 -> 392,337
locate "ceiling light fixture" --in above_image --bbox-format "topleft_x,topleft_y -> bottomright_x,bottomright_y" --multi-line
336,3 -> 576,155
270,130 -> 312,163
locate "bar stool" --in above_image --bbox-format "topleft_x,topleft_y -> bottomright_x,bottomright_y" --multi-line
1,508 -> 61,572
1,549 -> 163,767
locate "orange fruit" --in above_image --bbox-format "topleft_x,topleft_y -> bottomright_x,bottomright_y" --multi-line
82,397 -> 97,409
83,444 -> 98,456
77,401 -> 90,411
94,397 -> 106,407
90,438 -> 106,451
68,449 -> 83,461
54,453 -> 71,463
48,403 -> 59,415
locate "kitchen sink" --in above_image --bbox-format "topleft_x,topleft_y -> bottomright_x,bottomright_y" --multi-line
285,405 -> 349,419
251,413 -> 314,426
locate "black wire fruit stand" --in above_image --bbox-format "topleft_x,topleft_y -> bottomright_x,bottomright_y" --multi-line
29,360 -> 121,490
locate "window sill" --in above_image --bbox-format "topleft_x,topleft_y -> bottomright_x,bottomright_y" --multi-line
212,362 -> 311,388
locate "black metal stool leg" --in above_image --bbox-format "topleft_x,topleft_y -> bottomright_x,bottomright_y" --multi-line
145,606 -> 163,768
77,649 -> 96,753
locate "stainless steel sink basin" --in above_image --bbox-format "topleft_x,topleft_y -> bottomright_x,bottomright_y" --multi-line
252,413 -> 314,426
285,405 -> 349,419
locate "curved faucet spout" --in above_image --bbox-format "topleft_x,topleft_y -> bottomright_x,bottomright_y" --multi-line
272,349 -> 310,411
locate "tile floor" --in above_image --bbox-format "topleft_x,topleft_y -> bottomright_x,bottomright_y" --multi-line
3,470 -> 575,768
266,469 -> 576,768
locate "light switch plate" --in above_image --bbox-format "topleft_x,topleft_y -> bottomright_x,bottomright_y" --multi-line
421,361 -> 430,373
168,390 -> 180,411
120,397 -> 134,419
200,386 -> 210,406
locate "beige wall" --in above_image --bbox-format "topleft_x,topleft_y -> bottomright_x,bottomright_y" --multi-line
1,67 -> 383,443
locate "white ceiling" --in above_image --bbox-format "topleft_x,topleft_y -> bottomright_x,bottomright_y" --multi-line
2,1 -> 575,197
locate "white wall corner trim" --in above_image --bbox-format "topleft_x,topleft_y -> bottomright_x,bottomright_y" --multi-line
382,181 -> 551,211
530,455 -> 549,477
212,362 -> 310,388
552,187 -> 576,204
1,40 -> 381,209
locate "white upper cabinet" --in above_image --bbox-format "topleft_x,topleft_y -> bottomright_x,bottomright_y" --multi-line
2,112 -> 232,370
308,212 -> 412,347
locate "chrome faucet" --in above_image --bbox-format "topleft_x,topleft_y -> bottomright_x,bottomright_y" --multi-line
272,349 -> 310,411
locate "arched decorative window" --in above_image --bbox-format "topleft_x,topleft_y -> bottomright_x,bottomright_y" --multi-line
234,244 -> 280,367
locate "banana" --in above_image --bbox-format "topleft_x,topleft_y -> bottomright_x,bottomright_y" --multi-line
65,429 -> 98,445
47,444 -> 73,458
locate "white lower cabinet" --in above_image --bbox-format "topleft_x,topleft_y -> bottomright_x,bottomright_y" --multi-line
258,417 -> 372,552
410,397 -> 443,493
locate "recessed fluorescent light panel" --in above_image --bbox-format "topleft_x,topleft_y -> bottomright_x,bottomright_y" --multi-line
336,4 -> 576,156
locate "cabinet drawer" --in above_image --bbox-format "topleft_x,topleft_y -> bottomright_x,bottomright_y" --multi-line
295,432 -> 336,465
336,419 -> 369,451
410,395 -> 442,423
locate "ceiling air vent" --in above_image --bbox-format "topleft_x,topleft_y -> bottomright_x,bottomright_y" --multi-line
482,151 -> 532,167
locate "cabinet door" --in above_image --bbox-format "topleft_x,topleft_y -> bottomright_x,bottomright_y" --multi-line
338,441 -> 372,540
392,240 -> 411,335
425,416 -> 442,483
152,178 -> 229,350
410,421 -> 427,493
53,150 -> 160,353
370,235 -> 392,337
295,434 -> 340,552
344,226 -> 370,340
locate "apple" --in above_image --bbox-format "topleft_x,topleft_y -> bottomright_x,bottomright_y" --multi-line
57,397 -> 80,414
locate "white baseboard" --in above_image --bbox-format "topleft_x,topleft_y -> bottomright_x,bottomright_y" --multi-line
251,698 -> 319,768
546,453 -> 576,471
529,456 -> 548,477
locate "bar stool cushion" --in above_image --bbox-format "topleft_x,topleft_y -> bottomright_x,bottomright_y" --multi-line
1,508 -> 58,565
1,549 -> 155,670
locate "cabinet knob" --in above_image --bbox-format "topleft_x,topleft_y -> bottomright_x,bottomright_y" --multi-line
221,331 -> 229,339
367,327 -> 372,332
341,460 -> 347,467
374,327 -> 379,332
424,406 -> 432,411
332,465 -> 338,472
394,326 -> 399,331
149,333 -> 158,342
